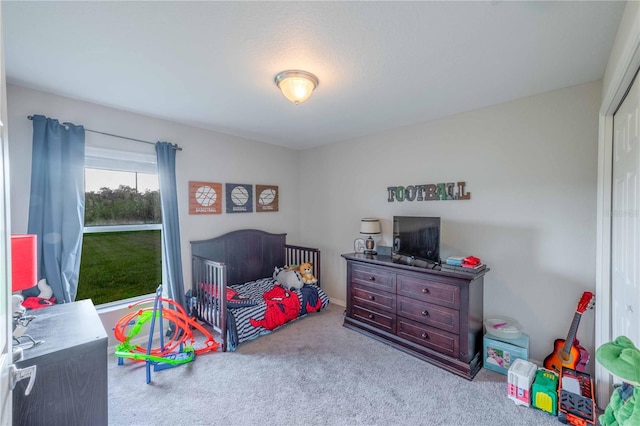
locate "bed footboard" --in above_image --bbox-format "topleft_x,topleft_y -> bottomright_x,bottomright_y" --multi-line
285,244 -> 321,287
191,255 -> 228,351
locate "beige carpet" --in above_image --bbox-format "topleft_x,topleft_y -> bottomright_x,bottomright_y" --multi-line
108,303 -> 563,425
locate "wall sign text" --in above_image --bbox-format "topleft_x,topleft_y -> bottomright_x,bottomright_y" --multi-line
387,181 -> 471,202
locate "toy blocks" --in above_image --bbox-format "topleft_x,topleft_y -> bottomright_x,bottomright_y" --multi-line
531,368 -> 559,415
558,367 -> 596,425
507,359 -> 537,406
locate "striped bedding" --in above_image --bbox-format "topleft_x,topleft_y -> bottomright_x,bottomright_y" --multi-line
226,278 -> 330,350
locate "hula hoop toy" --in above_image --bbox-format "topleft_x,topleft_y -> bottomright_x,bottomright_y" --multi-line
114,285 -> 219,383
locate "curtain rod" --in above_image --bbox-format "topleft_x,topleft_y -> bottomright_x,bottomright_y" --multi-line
27,115 -> 182,151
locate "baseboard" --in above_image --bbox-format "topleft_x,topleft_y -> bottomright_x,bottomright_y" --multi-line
330,298 -> 346,308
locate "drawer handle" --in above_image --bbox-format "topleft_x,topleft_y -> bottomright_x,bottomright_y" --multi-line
421,310 -> 429,317
369,295 -> 376,301
368,314 -> 374,320
368,276 -> 376,281
421,333 -> 430,340
422,288 -> 430,294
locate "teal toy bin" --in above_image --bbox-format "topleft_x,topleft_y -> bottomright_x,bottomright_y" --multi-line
483,332 -> 529,375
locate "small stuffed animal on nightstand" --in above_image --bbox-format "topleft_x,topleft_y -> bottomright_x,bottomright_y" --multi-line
299,262 -> 317,285
596,335 -> 640,426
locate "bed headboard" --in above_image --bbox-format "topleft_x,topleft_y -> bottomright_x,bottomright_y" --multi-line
191,229 -> 287,285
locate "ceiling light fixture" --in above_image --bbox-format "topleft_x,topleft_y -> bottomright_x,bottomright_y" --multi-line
274,70 -> 319,105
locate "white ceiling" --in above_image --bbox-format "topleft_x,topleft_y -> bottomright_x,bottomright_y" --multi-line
3,1 -> 626,150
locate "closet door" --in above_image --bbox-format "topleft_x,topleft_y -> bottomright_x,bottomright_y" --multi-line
611,70 -> 640,346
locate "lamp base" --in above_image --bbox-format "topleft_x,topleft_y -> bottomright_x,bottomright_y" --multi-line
364,235 -> 377,255
13,313 -> 44,349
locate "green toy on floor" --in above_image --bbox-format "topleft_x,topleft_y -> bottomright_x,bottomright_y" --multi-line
596,336 -> 640,425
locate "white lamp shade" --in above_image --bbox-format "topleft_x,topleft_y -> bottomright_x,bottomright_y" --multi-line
275,70 -> 318,105
360,218 -> 381,235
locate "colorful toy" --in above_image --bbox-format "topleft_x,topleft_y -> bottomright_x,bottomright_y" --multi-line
299,262 -> 317,285
543,291 -> 594,374
507,358 -> 537,407
114,285 -> 219,383
596,336 -> 640,426
558,367 -> 595,425
531,368 -> 559,415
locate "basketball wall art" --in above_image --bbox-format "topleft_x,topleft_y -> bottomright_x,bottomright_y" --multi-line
189,181 -> 222,214
226,183 -> 253,213
256,185 -> 279,212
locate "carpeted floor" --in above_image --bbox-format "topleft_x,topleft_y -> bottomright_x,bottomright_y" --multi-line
108,303 -> 564,425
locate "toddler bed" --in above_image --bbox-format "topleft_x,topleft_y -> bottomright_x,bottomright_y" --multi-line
189,229 -> 329,351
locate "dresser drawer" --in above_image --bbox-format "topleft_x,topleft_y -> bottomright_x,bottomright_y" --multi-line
397,317 -> 459,358
352,304 -> 396,334
396,295 -> 459,334
351,264 -> 396,292
397,275 -> 460,309
352,285 -> 396,313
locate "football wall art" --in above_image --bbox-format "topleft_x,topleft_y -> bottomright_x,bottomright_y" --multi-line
256,185 -> 279,212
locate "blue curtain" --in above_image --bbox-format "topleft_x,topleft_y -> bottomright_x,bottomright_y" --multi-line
155,142 -> 186,310
27,115 -> 85,303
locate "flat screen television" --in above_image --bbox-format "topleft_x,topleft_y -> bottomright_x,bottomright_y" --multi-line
392,216 -> 441,264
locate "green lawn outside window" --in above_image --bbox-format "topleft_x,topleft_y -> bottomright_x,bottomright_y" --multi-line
77,230 -> 162,305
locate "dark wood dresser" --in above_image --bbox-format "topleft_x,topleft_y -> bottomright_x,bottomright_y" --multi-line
342,253 -> 487,380
13,299 -> 108,426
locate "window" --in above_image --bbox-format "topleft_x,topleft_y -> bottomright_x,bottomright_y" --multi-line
77,148 -> 162,305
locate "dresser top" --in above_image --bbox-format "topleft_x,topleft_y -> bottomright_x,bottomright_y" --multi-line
342,253 -> 489,280
15,299 -> 108,361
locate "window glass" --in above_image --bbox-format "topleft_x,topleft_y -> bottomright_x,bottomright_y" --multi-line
78,148 -> 162,305
84,168 -> 161,227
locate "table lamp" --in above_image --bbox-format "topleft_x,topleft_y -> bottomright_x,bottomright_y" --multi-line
11,234 -> 42,347
12,234 -> 38,292
360,218 -> 381,255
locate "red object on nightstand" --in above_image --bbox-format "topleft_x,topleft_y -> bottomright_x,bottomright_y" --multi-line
11,234 -> 38,292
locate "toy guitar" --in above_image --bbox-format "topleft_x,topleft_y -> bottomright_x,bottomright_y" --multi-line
543,291 -> 595,374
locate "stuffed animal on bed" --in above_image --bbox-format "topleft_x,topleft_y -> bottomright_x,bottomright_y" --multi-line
299,262 -> 317,285
273,266 -> 304,290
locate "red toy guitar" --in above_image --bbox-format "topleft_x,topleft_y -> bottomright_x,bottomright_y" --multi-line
543,291 -> 595,374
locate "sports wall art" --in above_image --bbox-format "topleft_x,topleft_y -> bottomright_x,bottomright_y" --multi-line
226,183 -> 253,213
189,181 -> 222,214
256,185 -> 279,212
387,181 -> 471,202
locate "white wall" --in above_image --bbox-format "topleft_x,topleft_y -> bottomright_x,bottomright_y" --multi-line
299,80 -> 601,366
7,84 -> 302,346
7,81 -> 603,364
7,83 -> 303,247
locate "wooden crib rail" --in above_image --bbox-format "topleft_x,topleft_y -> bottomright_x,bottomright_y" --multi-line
191,255 -> 228,351
285,244 -> 321,287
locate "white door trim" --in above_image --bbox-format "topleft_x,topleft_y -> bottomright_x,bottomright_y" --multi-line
595,3 -> 640,407
0,1 -> 13,422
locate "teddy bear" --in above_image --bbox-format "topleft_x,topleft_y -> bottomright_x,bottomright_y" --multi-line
273,266 -> 304,290
299,262 -> 317,285
596,335 -> 640,426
